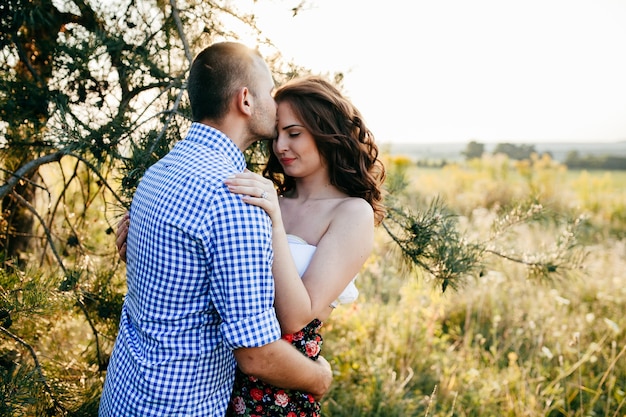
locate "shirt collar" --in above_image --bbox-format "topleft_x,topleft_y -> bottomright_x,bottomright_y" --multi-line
185,122 -> 246,171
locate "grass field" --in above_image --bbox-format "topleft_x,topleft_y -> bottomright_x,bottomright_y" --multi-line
320,156 -> 626,416
1,153 -> 624,416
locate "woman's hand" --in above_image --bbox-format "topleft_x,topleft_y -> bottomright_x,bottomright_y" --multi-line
116,212 -> 130,263
224,170 -> 281,223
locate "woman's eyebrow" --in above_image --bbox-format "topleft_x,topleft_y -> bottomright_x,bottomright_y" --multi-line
281,123 -> 305,129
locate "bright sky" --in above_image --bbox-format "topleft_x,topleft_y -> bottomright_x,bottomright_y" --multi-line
245,0 -> 626,144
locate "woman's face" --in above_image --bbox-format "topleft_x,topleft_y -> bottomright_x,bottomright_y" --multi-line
273,101 -> 324,178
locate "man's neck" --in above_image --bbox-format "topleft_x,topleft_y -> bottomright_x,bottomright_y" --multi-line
199,118 -> 252,152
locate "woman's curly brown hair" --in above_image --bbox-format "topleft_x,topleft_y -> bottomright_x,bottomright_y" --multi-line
264,75 -> 386,225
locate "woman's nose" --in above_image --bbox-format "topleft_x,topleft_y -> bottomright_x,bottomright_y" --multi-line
274,135 -> 287,152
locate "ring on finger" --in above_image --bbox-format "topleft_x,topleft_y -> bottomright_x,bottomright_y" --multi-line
260,191 -> 268,199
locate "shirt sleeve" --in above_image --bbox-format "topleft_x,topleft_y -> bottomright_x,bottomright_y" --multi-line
205,186 -> 282,350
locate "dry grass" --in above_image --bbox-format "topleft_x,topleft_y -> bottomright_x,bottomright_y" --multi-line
321,157 -> 626,416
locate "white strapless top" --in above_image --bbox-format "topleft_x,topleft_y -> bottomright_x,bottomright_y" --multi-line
287,234 -> 359,308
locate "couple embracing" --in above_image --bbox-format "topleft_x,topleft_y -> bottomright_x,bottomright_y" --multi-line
99,41 -> 385,417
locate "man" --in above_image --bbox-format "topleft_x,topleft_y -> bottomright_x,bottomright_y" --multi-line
99,42 -> 332,416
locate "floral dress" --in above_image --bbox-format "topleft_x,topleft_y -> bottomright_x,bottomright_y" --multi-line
227,319 -> 324,417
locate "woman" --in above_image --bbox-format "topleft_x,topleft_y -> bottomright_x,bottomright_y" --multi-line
224,75 -> 385,416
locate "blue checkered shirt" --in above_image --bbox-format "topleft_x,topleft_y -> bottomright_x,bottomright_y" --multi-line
99,123 -> 282,416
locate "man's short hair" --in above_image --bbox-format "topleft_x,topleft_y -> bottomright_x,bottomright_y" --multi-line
187,42 -> 263,122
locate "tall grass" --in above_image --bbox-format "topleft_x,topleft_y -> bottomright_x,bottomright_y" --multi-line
321,155 -> 626,416
2,153 -> 624,416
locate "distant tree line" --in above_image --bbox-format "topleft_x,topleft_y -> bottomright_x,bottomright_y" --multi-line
462,141 -> 540,160
563,151 -> 626,170
461,141 -> 626,170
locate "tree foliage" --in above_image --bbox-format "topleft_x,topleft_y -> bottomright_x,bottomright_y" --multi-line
564,150 -> 626,170
0,1 -> 310,414
461,140 -> 485,160
0,0 -> 309,260
492,142 -> 537,160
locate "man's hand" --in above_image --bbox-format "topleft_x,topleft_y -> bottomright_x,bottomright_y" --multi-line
309,355 -> 333,400
116,212 -> 130,263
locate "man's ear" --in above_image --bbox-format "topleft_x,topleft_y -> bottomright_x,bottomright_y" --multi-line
236,87 -> 253,116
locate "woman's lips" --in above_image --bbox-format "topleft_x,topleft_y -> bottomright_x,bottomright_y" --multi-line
280,158 -> 296,166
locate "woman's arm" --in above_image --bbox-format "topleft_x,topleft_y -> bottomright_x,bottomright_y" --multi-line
224,171 -> 374,333
298,198 -> 374,320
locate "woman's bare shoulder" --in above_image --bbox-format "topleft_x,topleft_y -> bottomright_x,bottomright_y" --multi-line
334,196 -> 374,221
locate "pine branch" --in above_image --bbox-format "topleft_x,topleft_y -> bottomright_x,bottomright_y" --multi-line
382,197 -> 482,292
170,0 -> 193,65
382,195 -> 588,290
0,151 -> 66,201
484,204 -> 588,280
0,326 -> 66,415
10,191 -> 66,273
